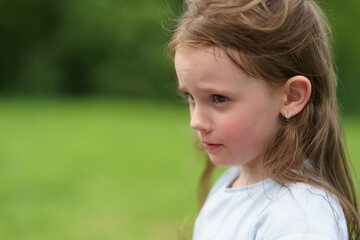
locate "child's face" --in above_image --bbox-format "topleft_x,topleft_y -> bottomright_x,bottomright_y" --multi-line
175,47 -> 283,170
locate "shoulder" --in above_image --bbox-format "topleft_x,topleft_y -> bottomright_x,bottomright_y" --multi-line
253,182 -> 348,240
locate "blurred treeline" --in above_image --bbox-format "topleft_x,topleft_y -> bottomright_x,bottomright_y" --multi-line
0,0 -> 359,114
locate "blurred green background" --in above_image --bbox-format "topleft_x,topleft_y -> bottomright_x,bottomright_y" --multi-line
0,0 -> 359,239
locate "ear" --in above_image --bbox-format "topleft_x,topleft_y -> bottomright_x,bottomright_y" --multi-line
280,75 -> 311,118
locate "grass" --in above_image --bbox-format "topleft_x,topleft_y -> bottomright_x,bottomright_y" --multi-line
0,98 -> 359,239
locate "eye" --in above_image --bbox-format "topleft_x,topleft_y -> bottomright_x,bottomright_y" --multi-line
178,90 -> 194,103
180,92 -> 194,103
186,93 -> 195,102
213,94 -> 229,103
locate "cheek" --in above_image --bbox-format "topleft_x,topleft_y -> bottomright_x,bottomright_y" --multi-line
218,117 -> 255,143
217,105 -> 279,148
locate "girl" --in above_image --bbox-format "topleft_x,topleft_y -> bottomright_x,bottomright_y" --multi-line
169,0 -> 360,239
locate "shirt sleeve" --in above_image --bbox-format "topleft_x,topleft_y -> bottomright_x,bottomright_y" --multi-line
252,185 -> 348,240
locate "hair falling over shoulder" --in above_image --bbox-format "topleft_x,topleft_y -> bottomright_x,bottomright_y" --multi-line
168,0 -> 360,239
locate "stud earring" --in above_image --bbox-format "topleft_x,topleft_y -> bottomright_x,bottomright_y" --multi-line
285,112 -> 291,121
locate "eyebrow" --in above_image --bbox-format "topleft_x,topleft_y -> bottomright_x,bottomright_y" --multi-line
177,85 -> 188,92
177,85 -> 236,95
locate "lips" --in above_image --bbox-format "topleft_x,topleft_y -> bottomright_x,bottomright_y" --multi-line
202,141 -> 222,151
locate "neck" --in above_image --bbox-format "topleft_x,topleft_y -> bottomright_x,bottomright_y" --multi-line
230,158 -> 267,188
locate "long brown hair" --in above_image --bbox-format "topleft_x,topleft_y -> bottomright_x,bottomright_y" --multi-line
168,0 -> 360,239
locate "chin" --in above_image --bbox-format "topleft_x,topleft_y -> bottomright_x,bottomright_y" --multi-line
209,157 -> 236,168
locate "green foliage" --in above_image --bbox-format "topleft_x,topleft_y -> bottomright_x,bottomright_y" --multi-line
318,1 -> 360,114
0,0 -> 359,113
0,0 -> 179,99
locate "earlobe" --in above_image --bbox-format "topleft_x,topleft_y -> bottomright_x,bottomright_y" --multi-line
281,75 -> 311,119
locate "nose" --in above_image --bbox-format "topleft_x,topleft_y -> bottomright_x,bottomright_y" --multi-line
190,106 -> 211,132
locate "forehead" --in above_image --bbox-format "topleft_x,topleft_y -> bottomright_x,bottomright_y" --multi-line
175,46 -> 227,69
174,46 -> 281,99
175,47 -> 249,89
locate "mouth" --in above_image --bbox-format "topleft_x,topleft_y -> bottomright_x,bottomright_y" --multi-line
202,141 -> 223,151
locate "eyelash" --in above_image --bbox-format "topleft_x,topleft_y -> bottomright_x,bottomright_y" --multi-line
212,94 -> 229,103
180,92 -> 229,104
178,91 -> 193,103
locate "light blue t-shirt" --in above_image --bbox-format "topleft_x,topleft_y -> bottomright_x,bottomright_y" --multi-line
193,167 -> 348,240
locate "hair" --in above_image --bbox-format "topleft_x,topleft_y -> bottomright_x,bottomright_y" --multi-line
168,0 -> 360,239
